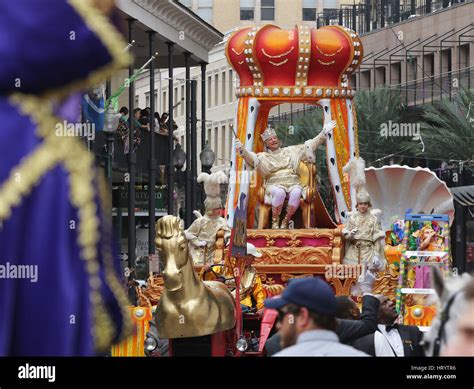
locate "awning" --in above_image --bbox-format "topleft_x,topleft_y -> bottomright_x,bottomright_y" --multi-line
116,0 -> 224,67
450,186 -> 474,206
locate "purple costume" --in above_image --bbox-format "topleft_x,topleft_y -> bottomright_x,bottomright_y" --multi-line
0,0 -> 132,356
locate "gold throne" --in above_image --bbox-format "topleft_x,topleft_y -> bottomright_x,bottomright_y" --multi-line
257,161 -> 317,229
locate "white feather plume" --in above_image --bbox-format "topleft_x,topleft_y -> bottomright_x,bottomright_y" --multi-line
198,171 -> 228,197
343,157 -> 366,192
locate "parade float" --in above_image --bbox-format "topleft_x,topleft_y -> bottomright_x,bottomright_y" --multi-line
112,24 -> 455,357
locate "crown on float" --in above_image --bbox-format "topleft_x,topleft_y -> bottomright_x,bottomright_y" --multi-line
261,127 -> 277,142
225,24 -> 363,99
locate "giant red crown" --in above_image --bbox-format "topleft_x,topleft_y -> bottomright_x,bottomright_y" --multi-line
226,24 -> 363,99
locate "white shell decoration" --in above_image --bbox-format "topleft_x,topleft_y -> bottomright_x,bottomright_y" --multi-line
364,165 -> 455,230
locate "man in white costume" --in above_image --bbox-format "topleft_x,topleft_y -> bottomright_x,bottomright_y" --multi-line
236,120 -> 336,229
185,171 -> 231,265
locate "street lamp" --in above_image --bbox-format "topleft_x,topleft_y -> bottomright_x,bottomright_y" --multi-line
199,140 -> 216,174
198,140 -> 216,212
173,143 -> 186,172
103,105 -> 121,187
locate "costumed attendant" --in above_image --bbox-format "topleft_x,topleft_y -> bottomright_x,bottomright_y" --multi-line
185,171 -> 231,266
235,121 -> 336,229
0,0 -> 132,356
342,158 -> 387,277
238,243 -> 266,316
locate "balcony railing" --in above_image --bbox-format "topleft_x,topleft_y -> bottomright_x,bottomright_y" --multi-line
93,129 -> 170,184
380,67 -> 473,107
316,0 -> 469,35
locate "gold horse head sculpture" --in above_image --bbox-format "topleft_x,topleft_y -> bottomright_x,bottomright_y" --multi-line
154,215 -> 236,338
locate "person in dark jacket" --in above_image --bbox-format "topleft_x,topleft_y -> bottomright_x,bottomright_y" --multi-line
351,296 -> 424,356
265,293 -> 380,355
336,295 -> 361,320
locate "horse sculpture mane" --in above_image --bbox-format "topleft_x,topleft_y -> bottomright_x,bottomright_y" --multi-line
423,267 -> 472,356
154,215 -> 236,338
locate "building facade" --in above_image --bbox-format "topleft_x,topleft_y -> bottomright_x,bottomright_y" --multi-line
133,0 -> 472,174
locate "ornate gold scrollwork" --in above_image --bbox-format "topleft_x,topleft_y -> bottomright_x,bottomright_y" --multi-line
328,277 -> 356,296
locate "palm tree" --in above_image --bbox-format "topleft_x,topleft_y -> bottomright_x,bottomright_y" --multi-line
354,87 -> 416,166
405,87 -> 473,162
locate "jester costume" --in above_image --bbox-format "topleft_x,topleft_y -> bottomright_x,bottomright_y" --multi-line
0,0 -> 132,356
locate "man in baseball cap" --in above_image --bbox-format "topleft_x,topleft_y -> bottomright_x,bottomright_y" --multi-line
264,277 -> 367,356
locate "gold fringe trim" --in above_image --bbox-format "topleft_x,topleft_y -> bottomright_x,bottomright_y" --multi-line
38,0 -> 130,102
5,93 -> 124,353
0,136 -> 62,224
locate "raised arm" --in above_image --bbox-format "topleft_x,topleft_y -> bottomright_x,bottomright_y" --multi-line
235,138 -> 259,168
336,294 -> 380,344
303,120 -> 336,162
308,120 -> 336,149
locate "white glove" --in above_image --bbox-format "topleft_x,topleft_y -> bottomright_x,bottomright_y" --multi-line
343,228 -> 358,240
323,120 -> 337,136
357,269 -> 376,295
235,139 -> 244,155
197,240 -> 207,247
184,231 -> 197,241
369,256 -> 386,272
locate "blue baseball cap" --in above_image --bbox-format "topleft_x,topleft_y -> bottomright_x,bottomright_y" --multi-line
264,277 -> 336,316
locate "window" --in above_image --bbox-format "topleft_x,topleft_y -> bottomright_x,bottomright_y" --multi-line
162,91 -> 167,113
145,92 -> 150,108
180,85 -> 185,116
350,74 -> 356,88
261,0 -> 274,21
229,69 -> 233,102
222,71 -> 226,105
207,128 -> 212,148
135,95 -> 139,108
214,126 -> 219,157
391,62 -> 402,84
459,44 -> 469,69
154,91 -> 158,112
207,75 -> 212,109
302,0 -> 317,21
441,48 -> 452,74
214,74 -> 219,106
240,0 -> 254,20
221,125 -> 227,162
197,0 -> 213,24
174,86 -> 178,115
360,70 -> 371,90
375,67 -> 386,88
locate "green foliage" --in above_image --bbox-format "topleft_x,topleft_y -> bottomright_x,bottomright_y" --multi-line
405,87 -> 474,162
354,87 -> 416,166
